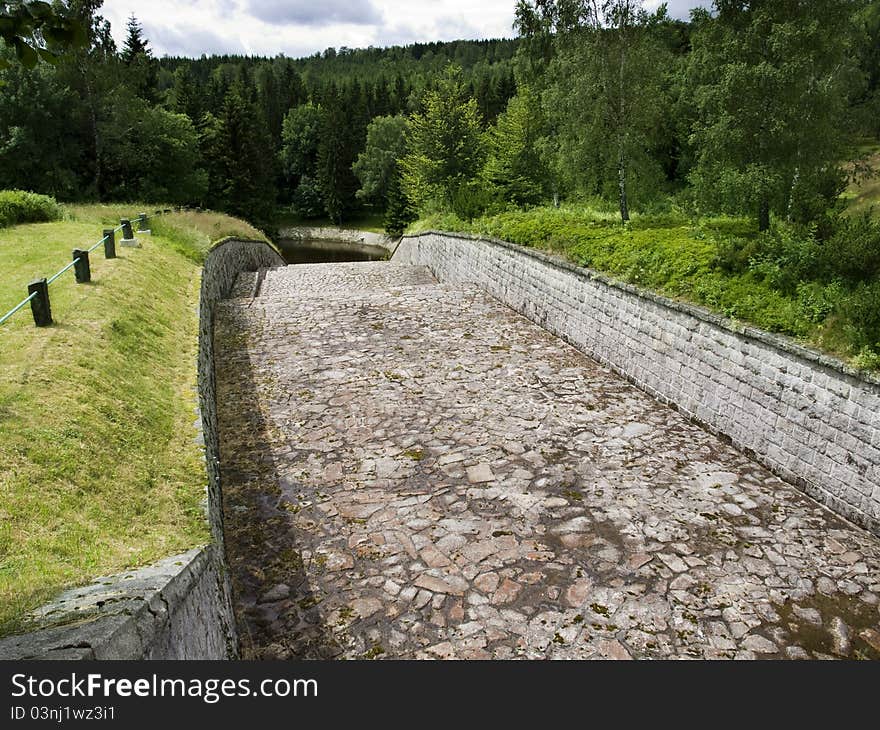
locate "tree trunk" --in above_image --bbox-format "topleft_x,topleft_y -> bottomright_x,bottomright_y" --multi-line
618,151 -> 629,223
786,166 -> 800,222
80,61 -> 103,200
617,13 -> 629,224
758,196 -> 770,232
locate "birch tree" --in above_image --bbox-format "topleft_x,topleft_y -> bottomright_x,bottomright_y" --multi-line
516,0 -> 670,221
688,0 -> 859,231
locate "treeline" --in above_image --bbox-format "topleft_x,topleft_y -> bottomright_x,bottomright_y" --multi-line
388,0 -> 880,233
1,0 -> 879,235
0,1 -> 518,229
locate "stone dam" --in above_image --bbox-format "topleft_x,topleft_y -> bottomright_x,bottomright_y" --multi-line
212,240 -> 880,660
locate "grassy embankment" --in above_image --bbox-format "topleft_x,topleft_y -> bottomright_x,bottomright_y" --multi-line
0,202 -> 267,635
410,198 -> 880,372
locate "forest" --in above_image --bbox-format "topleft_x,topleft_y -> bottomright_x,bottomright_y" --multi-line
2,0 -> 880,364
0,0 -> 520,229
1,1 -> 878,231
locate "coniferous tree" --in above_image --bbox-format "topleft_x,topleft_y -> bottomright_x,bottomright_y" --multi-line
168,65 -> 202,122
121,14 -> 157,102
203,85 -> 276,225
120,14 -> 147,61
383,162 -> 416,235
483,87 -> 550,207
401,65 -> 486,217
316,84 -> 361,222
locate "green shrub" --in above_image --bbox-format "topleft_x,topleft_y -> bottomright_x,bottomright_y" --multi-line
0,190 -> 63,229
746,215 -> 880,291
822,214 -> 880,284
838,281 -> 880,351
712,234 -> 764,274
852,346 -> 880,372
449,180 -> 492,221
747,225 -> 823,294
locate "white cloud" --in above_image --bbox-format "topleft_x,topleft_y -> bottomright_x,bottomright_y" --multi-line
246,0 -> 383,27
102,0 -> 708,58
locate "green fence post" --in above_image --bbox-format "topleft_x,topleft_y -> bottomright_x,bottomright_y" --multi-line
73,249 -> 90,283
137,212 -> 149,232
28,279 -> 52,327
103,229 -> 116,259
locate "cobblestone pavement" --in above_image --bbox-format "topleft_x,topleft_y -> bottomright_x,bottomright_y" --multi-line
214,262 -> 880,660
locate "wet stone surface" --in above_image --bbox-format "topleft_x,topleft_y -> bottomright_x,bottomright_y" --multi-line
214,262 -> 880,660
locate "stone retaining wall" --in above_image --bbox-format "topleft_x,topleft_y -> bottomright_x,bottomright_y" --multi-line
0,547 -> 235,660
0,238 -> 284,660
278,226 -> 398,255
199,237 -> 285,546
393,231 -> 880,536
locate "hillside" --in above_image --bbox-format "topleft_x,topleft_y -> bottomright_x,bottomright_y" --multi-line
411,204 -> 880,372
0,204 -> 266,634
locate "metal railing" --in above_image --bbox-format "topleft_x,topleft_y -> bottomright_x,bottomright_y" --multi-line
0,207 -> 189,329
0,292 -> 37,326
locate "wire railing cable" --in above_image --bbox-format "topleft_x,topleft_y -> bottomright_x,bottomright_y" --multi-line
0,292 -> 37,326
0,207 -> 191,328
87,235 -> 110,254
47,257 -> 80,285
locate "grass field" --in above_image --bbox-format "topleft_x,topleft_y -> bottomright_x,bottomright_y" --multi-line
0,204 -> 266,635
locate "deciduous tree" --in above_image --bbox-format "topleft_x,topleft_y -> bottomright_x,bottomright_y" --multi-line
516,0 -> 671,222
353,114 -> 408,209
688,0 -> 860,230
483,86 -> 550,206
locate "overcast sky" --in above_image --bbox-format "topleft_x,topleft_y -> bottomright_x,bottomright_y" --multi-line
101,0 -> 711,58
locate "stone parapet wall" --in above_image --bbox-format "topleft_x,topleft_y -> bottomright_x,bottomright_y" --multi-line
199,238 -> 285,546
393,231 -> 880,536
0,547 -> 235,660
278,226 -> 398,255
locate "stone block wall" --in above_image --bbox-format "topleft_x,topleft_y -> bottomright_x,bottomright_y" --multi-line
278,226 -> 397,254
0,547 -> 235,660
393,231 -> 880,536
198,237 -> 285,546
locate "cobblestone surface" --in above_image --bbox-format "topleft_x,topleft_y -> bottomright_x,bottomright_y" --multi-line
214,262 -> 880,660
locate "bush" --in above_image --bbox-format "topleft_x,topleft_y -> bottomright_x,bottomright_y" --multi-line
747,225 -> 823,294
747,214 -> 880,291
838,281 -> 880,352
822,214 -> 880,284
0,190 -> 63,229
449,180 -> 492,221
712,234 -> 764,275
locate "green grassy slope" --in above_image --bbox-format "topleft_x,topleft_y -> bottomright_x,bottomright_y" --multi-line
0,205 -> 266,634
845,146 -> 880,216
410,204 -> 878,371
